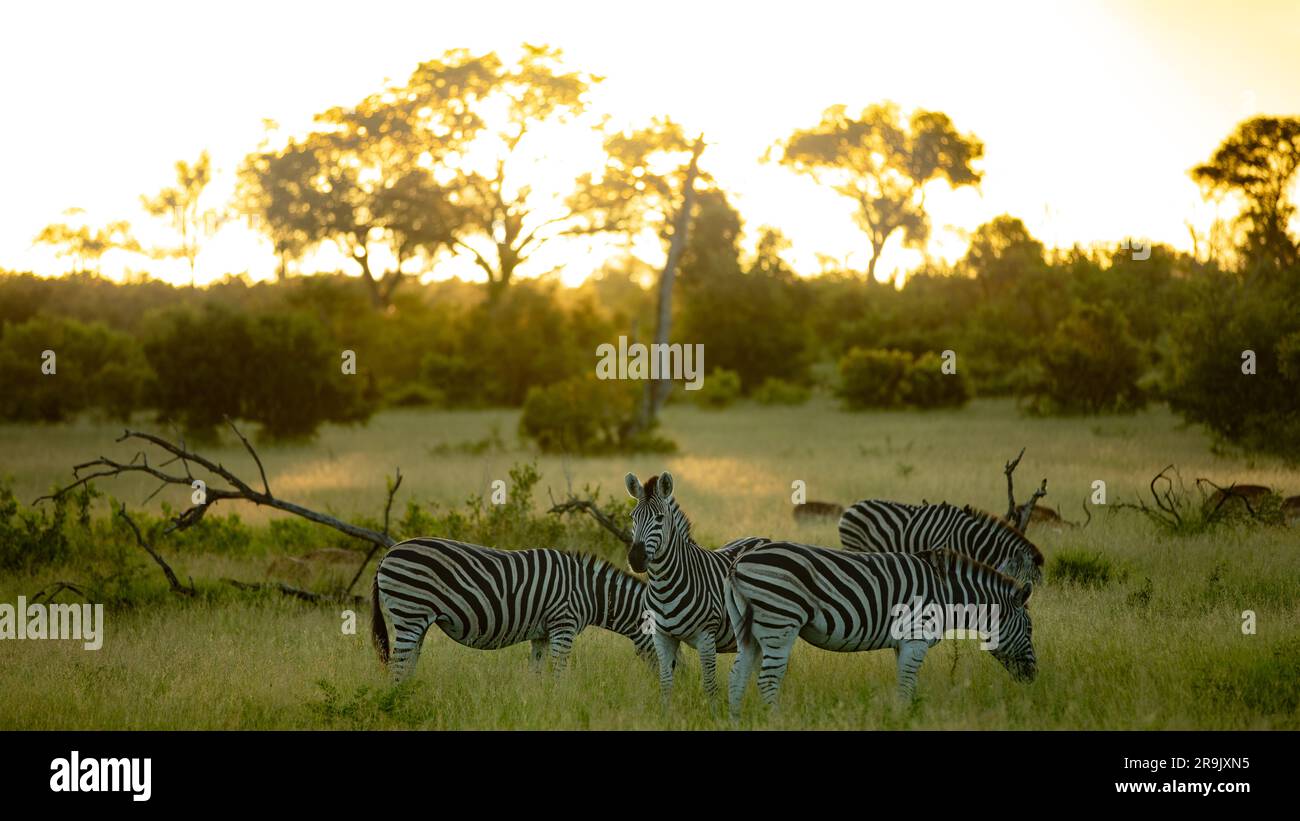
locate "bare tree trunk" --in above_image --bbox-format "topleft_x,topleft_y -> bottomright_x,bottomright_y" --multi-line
638,135 -> 705,431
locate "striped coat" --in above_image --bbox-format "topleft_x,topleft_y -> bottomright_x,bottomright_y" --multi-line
726,542 -> 1036,718
372,538 -> 653,682
625,471 -> 768,705
839,500 -> 1044,585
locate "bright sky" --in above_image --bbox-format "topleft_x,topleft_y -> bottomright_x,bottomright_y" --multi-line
3,0 -> 1298,286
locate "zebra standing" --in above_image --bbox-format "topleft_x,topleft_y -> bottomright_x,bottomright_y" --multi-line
838,500 -> 1044,585
726,542 -> 1036,719
371,538 -> 654,683
624,472 -> 768,706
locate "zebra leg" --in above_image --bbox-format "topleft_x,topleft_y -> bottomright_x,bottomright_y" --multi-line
755,628 -> 798,713
389,615 -> 434,684
895,639 -> 930,702
728,636 -> 759,722
530,638 -> 547,673
697,632 -> 720,708
653,631 -> 681,709
548,624 -> 578,672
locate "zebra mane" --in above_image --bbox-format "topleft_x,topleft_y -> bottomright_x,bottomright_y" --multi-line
644,473 -> 695,544
958,505 -> 1044,567
575,550 -> 643,585
933,549 -> 1028,598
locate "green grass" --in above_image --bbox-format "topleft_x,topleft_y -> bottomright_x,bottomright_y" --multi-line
2,398 -> 1298,729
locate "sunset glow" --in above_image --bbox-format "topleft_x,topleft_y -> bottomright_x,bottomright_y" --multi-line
3,0 -> 1298,286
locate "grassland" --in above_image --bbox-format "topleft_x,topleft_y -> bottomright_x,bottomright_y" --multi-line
2,398 -> 1299,729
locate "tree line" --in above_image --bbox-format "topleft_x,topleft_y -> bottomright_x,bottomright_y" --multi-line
12,44 -> 1300,458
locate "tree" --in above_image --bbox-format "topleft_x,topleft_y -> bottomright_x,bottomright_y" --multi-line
775,102 -> 983,280
141,151 -> 223,285
432,44 -> 601,297
678,195 -> 811,390
1192,116 -> 1300,274
33,210 -> 138,274
569,118 -> 708,429
959,215 -> 1046,298
238,90 -> 474,307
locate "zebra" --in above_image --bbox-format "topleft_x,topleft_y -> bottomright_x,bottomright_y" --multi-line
371,537 -> 654,683
726,542 -> 1036,719
624,471 -> 769,706
838,499 -> 1044,585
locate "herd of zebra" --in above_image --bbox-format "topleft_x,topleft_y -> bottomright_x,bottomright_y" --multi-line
371,471 -> 1043,720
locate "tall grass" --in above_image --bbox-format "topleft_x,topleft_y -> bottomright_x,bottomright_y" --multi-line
1,398 -> 1297,729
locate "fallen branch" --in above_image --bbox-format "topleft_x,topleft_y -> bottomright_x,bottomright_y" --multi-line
36,420 -> 396,552
222,578 -> 366,606
30,581 -> 92,604
116,504 -> 195,596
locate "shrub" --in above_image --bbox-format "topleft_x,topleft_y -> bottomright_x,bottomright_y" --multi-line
694,368 -> 742,409
837,348 -> 969,410
907,352 -> 972,408
1048,549 -> 1126,588
1166,274 -> 1300,459
143,305 -> 373,441
1023,302 -> 1146,414
754,377 -> 811,406
519,375 -> 675,454
837,348 -> 912,409
0,315 -> 149,422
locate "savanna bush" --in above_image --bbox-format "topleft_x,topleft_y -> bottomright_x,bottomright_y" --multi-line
0,315 -> 149,422
1165,272 -> 1300,459
1020,302 -> 1146,415
694,368 -> 742,409
143,305 -> 374,440
754,377 -> 811,406
1048,549 -> 1126,588
519,375 -> 674,454
836,347 -> 969,410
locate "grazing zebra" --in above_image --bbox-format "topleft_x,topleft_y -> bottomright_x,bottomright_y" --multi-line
726,543 -> 1036,719
624,472 -> 769,706
838,500 -> 1044,585
371,538 -> 654,683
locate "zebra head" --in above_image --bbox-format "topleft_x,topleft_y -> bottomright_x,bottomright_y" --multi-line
989,583 -> 1037,683
625,471 -> 677,573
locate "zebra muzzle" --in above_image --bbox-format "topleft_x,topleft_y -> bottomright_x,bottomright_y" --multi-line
628,541 -> 647,573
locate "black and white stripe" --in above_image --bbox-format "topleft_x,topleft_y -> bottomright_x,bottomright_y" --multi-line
371,538 -> 653,682
839,500 -> 1044,584
624,472 -> 768,705
726,543 -> 1036,718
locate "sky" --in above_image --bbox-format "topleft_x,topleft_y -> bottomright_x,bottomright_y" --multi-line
2,0 -> 1298,286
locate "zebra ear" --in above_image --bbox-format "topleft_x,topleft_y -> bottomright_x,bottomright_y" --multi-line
625,473 -> 642,499
659,472 -> 674,499
1019,583 -> 1033,606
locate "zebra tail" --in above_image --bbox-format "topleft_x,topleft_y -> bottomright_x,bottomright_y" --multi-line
371,573 -> 390,666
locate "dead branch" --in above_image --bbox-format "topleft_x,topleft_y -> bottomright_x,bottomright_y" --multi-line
30,581 -> 91,603
35,424 -> 396,552
547,490 -> 632,545
1004,448 -> 1047,531
116,504 -> 194,596
222,579 -> 365,606
1195,478 -> 1265,521
1016,479 -> 1048,532
1004,447 -> 1026,523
